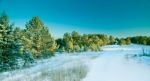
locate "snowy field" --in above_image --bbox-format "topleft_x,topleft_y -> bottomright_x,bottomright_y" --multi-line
0,52 -> 98,81
83,44 -> 150,81
0,44 -> 150,81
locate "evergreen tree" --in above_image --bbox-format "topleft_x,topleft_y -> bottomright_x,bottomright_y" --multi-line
56,38 -> 65,52
81,34 -> 89,51
63,33 -> 74,52
109,35 -> 116,44
0,13 -> 21,71
71,31 -> 81,52
24,17 -> 56,58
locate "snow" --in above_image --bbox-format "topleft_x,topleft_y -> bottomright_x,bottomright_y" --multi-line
0,44 -> 150,81
0,53 -> 96,81
82,44 -> 150,81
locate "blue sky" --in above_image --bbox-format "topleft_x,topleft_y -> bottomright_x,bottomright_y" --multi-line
0,0 -> 150,38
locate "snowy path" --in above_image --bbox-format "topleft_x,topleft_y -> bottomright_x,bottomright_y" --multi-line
83,45 -> 150,81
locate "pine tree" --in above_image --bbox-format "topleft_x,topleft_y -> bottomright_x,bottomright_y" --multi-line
109,35 -> 116,44
0,13 -> 21,71
63,33 -> 73,52
81,34 -> 89,51
24,17 -> 56,58
56,38 -> 66,52
71,31 -> 81,52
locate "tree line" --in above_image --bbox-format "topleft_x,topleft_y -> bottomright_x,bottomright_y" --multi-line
0,13 -> 150,71
117,36 -> 150,45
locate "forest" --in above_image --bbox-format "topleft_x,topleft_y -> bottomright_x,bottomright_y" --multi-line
0,13 -> 150,72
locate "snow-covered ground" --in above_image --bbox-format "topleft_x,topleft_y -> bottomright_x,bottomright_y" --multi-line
83,44 -> 150,81
0,44 -> 150,81
0,52 -> 98,81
